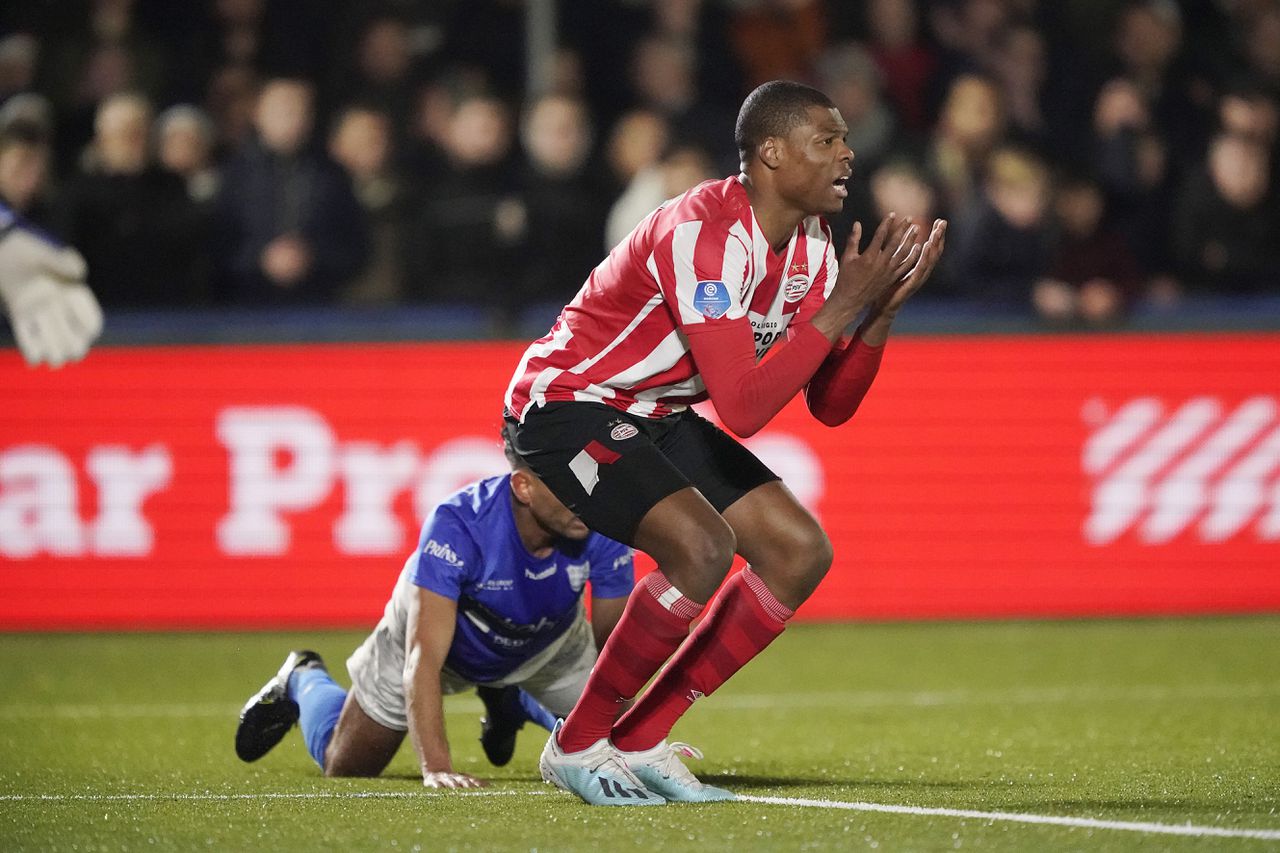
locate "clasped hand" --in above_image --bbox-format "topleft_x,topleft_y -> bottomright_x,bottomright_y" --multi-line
833,214 -> 948,320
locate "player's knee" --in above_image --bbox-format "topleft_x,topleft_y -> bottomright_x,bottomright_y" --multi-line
761,524 -> 832,602
323,756 -> 377,778
806,527 -> 834,580
322,759 -> 354,778
668,522 -> 736,600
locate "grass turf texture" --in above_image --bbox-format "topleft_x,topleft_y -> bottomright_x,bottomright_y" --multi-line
1,617 -> 1277,852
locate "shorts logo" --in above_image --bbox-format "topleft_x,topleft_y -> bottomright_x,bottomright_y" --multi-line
692,280 -> 732,319
423,539 -> 464,567
610,423 -> 639,441
569,440 -> 620,496
783,274 -> 810,302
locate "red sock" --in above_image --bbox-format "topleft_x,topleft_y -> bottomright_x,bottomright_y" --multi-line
611,566 -> 793,752
556,570 -> 703,752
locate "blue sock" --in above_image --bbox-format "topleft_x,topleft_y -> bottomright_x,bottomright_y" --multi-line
288,667 -> 346,770
517,689 -> 558,732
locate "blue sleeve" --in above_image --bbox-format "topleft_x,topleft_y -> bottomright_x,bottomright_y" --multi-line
0,200 -> 65,247
409,508 -> 480,601
587,536 -> 635,599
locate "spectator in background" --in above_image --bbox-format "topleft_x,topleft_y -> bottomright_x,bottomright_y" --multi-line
341,14 -> 419,147
211,0 -> 266,68
0,119 -> 52,217
216,77 -> 369,304
1218,82 -> 1280,178
947,145 -> 1054,308
400,77 -> 455,188
204,63 -> 259,151
0,92 -> 54,137
1173,132 -> 1280,295
516,93 -> 606,312
328,104 -> 406,305
927,73 -> 1007,214
156,104 -> 220,301
1110,0 -> 1212,176
870,158 -> 938,231
629,34 -> 737,174
1218,84 -> 1279,147
1241,4 -> 1280,98
864,156 -> 947,291
1035,174 -> 1143,327
403,92 -> 521,306
0,33 -> 39,105
606,141 -> 715,250
41,0 -> 168,176
1091,77 -> 1178,292
866,0 -> 939,135
991,23 -> 1050,144
816,42 -> 905,253
157,105 -> 220,205
603,108 -> 670,197
730,0 -> 829,86
57,92 -> 203,307
928,0 -> 1011,79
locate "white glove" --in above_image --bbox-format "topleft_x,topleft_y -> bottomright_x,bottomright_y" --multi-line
0,217 -> 104,368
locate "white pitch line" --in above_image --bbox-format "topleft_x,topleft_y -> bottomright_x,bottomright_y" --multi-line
2,790 -> 1276,841
0,791 -> 540,802
2,682 -> 1276,721
735,795 -> 1280,841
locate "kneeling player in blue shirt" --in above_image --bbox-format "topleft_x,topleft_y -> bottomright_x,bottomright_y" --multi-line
233,437 -> 634,789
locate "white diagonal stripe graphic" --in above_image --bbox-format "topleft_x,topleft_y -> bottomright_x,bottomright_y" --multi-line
1202,423 -> 1280,541
1082,397 -> 1163,475
1260,475 -> 1280,538
1085,398 -> 1220,544
1142,396 -> 1277,543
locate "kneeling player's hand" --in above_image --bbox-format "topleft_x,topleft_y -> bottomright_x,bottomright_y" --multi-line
422,770 -> 488,789
0,212 -> 103,368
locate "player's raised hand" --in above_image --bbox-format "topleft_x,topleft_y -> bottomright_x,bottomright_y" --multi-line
871,218 -> 948,319
423,770 -> 488,789
832,213 -> 922,315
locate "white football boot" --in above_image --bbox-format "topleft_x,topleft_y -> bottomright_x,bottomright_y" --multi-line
539,720 -> 665,806
620,740 -> 737,802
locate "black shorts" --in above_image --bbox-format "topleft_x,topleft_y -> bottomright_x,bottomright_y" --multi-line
504,402 -> 779,545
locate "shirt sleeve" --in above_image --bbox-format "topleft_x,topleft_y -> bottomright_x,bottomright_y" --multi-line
585,536 -> 635,599
654,219 -> 751,328
409,507 -> 481,601
804,331 -> 885,426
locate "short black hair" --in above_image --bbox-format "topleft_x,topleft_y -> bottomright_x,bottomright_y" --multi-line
501,422 -> 529,471
735,80 -> 835,164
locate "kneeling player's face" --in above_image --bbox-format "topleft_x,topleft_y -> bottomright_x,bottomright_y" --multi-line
527,476 -> 592,541
781,105 -> 854,215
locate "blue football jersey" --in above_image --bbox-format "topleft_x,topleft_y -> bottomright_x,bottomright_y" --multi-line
411,474 -> 633,682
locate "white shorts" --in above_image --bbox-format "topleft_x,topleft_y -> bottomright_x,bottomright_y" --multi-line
346,604 -> 597,732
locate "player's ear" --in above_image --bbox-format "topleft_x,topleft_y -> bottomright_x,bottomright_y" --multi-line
509,469 -> 535,506
758,136 -> 783,170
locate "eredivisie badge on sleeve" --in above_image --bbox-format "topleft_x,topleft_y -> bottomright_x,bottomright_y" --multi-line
692,280 -> 732,319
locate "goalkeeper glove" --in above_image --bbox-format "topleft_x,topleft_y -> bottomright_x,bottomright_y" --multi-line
0,204 -> 103,368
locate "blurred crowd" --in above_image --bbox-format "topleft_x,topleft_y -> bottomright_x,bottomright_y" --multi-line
0,0 -> 1278,329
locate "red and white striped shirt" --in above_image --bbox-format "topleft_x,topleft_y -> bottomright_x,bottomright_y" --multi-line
505,177 -> 838,422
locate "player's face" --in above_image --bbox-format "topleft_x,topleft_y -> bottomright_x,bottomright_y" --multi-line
779,105 -> 854,215
524,474 -> 592,542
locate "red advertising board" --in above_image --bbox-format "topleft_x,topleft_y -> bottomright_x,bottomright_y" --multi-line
2,334 -> 1278,630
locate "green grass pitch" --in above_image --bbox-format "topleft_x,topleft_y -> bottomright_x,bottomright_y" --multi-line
2,616 -> 1278,851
